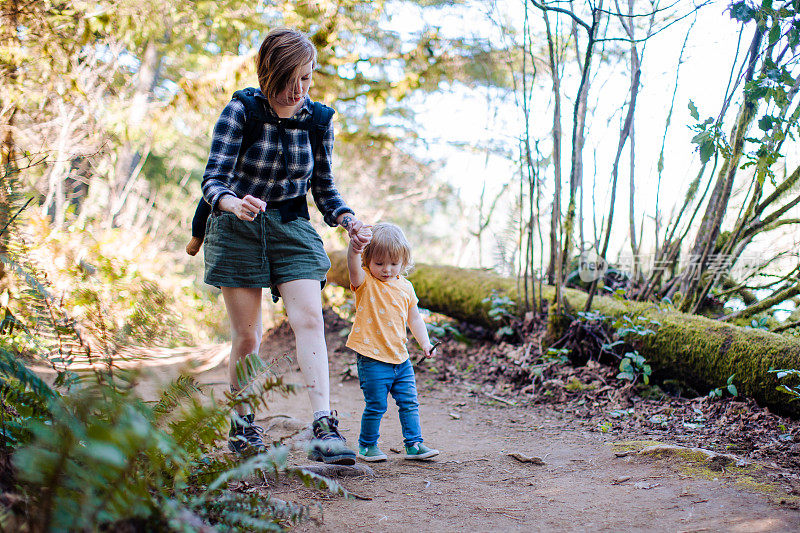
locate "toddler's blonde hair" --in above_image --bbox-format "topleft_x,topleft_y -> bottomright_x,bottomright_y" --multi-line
362,222 -> 414,275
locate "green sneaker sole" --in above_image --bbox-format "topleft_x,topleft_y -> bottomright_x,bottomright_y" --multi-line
404,449 -> 439,460
357,452 -> 387,462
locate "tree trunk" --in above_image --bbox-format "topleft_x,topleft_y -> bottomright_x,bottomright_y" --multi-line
327,251 -> 800,418
556,9 -> 599,314
679,26 -> 764,312
0,0 -> 20,286
112,40 -> 161,221
543,11 -> 562,286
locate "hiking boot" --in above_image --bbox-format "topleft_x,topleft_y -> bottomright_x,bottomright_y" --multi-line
186,236 -> 203,256
404,442 -> 439,460
228,413 -> 267,455
357,444 -> 388,462
307,412 -> 356,465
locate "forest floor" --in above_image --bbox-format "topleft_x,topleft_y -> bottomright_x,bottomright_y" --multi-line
147,309 -> 800,532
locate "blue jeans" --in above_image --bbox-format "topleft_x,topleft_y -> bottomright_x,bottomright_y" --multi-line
356,355 -> 423,447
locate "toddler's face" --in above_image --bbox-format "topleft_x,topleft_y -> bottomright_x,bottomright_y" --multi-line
368,255 -> 403,282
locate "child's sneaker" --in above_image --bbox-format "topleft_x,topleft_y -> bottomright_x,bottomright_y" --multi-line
186,236 -> 203,256
404,442 -> 439,460
228,413 -> 267,455
357,444 -> 388,462
307,412 -> 356,465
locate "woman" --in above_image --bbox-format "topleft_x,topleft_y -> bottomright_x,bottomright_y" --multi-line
201,28 -> 367,465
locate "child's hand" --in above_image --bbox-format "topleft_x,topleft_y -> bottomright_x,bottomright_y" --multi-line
351,225 -> 372,253
414,341 -> 440,366
423,341 -> 441,358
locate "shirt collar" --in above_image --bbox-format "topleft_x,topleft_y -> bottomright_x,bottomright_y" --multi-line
256,89 -> 313,119
298,96 -> 313,116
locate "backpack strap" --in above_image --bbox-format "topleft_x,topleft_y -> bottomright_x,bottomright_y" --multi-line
231,87 -> 269,162
309,101 -> 335,162
231,88 -> 335,166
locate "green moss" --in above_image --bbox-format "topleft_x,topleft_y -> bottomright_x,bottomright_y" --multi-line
564,377 -> 596,391
677,463 -> 720,481
610,440 -> 664,452
651,447 -> 713,463
614,441 -> 800,507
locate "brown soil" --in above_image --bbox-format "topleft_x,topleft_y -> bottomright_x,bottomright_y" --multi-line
151,309 -> 800,532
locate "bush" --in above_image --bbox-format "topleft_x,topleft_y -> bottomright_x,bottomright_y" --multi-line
0,222 -> 345,531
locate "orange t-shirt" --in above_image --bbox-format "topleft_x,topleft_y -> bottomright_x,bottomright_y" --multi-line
345,267 -> 419,364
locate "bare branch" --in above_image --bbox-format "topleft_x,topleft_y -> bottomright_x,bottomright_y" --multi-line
528,0 -> 592,32
722,282 -> 800,322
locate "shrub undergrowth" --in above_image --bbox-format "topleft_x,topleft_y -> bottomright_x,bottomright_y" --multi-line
0,204 -> 343,530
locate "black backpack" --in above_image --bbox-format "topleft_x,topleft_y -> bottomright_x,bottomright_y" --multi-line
231,87 -> 335,168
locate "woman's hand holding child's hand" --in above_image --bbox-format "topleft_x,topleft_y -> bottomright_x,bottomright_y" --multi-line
351,225 -> 372,253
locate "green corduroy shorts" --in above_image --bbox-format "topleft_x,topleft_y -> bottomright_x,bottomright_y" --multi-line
203,210 -> 331,300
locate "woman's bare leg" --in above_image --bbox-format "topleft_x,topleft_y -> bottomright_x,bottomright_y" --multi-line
221,286 -> 263,416
277,279 -> 329,413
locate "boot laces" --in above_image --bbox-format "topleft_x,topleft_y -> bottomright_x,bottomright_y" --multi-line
314,415 -> 345,441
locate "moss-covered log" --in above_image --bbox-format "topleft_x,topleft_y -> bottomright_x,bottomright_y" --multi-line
327,251 -> 800,418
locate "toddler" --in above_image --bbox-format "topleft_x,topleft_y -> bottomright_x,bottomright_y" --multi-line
346,222 -> 439,461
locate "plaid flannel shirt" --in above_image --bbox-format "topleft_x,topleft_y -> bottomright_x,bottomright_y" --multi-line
201,91 -> 353,227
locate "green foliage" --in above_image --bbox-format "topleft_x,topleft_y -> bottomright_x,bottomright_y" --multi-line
617,351 -> 653,385
3,350 -> 334,531
152,375 -> 203,415
482,290 -> 517,339
709,373 -> 739,398
425,318 -> 468,344
586,312 -> 659,385
0,224 -> 337,530
612,315 -> 659,338
543,347 -> 570,365
688,100 -> 727,164
733,0 -> 800,184
597,420 -> 613,433
7,217 -> 226,348
747,316 -> 771,330
728,1 -> 757,23
770,368 -> 800,401
0,347 -> 57,448
609,315 -> 658,385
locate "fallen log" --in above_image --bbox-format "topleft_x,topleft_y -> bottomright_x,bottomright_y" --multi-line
327,251 -> 800,418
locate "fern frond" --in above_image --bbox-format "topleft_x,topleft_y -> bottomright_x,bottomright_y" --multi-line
152,375 -> 203,417
0,348 -> 57,402
287,466 -> 350,499
211,509 -> 283,532
212,492 -> 309,524
167,396 -> 229,453
0,251 -> 89,364
0,378 -> 50,420
199,491 -> 310,531
234,352 -> 269,388
198,446 -> 290,498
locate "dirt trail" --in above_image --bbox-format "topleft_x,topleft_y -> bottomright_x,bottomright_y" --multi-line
146,317 -> 800,533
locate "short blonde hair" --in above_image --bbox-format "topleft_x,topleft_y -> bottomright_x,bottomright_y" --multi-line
362,222 -> 414,275
256,28 -> 317,99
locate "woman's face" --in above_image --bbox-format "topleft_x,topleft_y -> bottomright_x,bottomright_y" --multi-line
273,61 -> 313,108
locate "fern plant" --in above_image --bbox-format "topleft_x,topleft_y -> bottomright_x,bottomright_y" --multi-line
9,354 -> 346,531
0,220 -> 345,531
